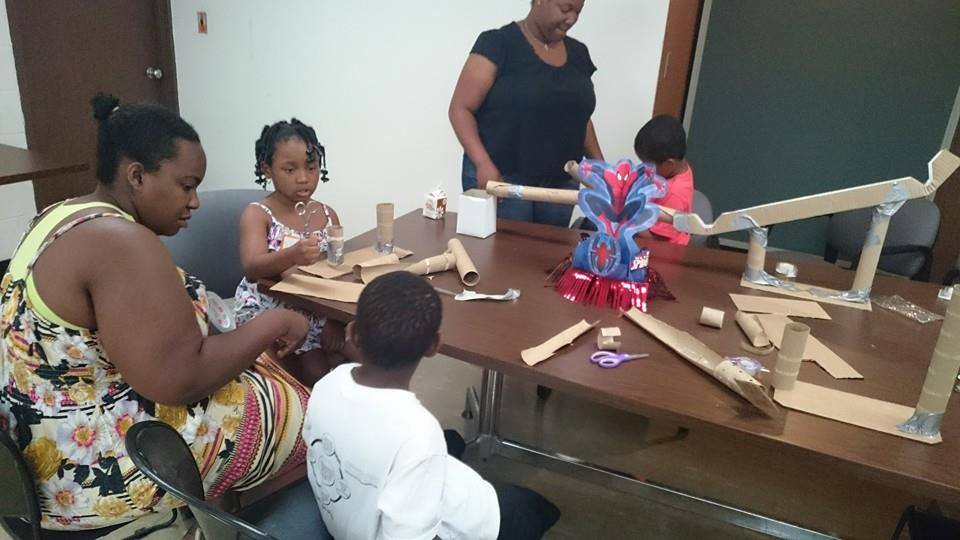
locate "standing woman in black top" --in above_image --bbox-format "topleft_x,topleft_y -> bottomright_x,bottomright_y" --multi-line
449,0 -> 603,227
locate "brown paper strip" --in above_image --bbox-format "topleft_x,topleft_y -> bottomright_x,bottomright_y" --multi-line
755,314 -> 863,379
740,277 -> 872,311
774,381 -> 941,444
521,320 -> 597,366
358,263 -> 410,283
300,246 -> 413,279
351,253 -> 401,280
729,293 -> 831,320
270,273 -> 365,303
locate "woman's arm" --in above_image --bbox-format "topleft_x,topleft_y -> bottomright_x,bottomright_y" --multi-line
239,205 -> 320,281
584,118 -> 604,161
449,54 -> 501,189
87,221 -> 308,405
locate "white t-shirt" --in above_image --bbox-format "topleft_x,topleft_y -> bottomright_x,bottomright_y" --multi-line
303,364 -> 500,540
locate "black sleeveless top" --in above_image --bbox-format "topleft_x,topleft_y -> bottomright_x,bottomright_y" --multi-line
471,22 -> 597,186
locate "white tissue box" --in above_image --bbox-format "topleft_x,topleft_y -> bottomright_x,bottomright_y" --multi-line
423,187 -> 447,219
456,190 -> 497,238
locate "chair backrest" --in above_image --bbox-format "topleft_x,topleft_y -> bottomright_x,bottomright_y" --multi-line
689,190 -> 714,247
0,431 -> 41,540
125,421 -> 274,540
162,189 -> 266,298
825,198 -> 941,279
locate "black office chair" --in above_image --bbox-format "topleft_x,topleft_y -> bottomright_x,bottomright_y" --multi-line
891,505 -> 960,539
0,430 -> 42,540
825,198 -> 940,281
944,255 -> 960,286
162,189 -> 266,298
125,421 -> 329,540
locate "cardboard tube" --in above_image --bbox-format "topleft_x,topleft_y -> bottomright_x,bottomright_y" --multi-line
447,238 -> 480,286
376,203 -> 394,248
745,227 -> 768,279
699,307 -> 725,329
772,322 -> 810,390
564,160 -> 594,188
851,211 -> 891,293
485,181 -> 579,206
405,252 -> 456,276
735,311 -> 772,348
914,286 -> 960,414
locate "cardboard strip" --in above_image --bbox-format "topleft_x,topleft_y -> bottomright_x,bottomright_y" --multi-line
671,150 -> 960,236
774,381 -> 941,444
624,309 -> 779,417
755,314 -> 863,379
729,293 -> 831,320
740,278 -> 872,311
270,273 -> 365,303
300,246 -> 413,279
521,320 -> 597,366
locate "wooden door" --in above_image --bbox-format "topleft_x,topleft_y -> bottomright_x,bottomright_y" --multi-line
6,0 -> 178,209
652,0 -> 703,120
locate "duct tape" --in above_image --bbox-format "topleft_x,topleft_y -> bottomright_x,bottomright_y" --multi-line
735,214 -> 763,232
882,181 -> 910,205
507,185 -> 525,199
748,226 -> 769,249
876,198 -> 906,219
897,411 -> 943,438
808,286 -> 871,303
725,356 -> 766,377
744,268 -> 800,289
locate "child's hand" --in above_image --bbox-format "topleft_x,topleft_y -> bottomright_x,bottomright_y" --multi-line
272,309 -> 309,357
288,236 -> 322,266
320,320 -> 346,353
476,162 -> 501,190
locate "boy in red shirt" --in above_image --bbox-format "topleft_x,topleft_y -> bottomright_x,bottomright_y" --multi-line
634,115 -> 695,245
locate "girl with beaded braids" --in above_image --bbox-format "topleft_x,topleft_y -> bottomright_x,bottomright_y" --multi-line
235,118 -> 356,381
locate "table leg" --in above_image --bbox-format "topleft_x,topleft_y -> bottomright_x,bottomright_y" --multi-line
462,368 -> 835,539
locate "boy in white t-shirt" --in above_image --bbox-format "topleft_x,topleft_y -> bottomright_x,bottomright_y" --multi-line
303,271 -> 560,540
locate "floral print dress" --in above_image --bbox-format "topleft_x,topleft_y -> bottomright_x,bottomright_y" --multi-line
234,201 -> 331,353
0,202 -> 309,531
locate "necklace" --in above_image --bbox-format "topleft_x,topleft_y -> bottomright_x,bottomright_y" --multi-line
520,20 -> 551,51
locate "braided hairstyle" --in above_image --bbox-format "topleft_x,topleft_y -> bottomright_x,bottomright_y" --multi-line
90,93 -> 200,185
253,118 -> 329,188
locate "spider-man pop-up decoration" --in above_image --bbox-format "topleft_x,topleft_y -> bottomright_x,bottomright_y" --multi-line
552,159 -> 673,311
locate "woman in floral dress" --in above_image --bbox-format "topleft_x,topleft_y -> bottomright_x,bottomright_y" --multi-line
0,95 -> 312,532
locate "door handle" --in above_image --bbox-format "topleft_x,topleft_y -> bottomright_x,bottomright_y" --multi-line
145,67 -> 163,80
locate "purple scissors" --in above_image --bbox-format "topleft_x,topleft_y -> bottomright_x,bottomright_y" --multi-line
590,351 -> 649,368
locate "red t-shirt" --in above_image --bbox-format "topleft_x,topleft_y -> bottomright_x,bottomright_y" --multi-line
649,166 -> 694,245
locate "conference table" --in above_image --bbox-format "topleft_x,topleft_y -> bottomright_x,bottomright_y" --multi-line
267,210 -> 959,539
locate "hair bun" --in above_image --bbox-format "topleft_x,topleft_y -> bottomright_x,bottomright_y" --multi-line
91,93 -> 121,122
